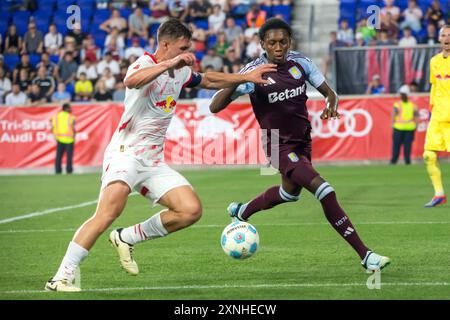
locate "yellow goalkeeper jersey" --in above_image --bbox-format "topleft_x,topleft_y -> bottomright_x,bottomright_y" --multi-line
429,52 -> 450,122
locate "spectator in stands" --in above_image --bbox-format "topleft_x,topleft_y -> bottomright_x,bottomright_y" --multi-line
52,83 -> 72,103
190,22 -> 208,52
337,19 -> 354,45
244,17 -> 261,44
246,33 -> 263,60
37,52 -> 57,78
0,69 -> 12,104
189,0 -> 213,22
200,48 -> 223,71
16,69 -> 31,94
376,29 -> 396,46
97,51 -> 120,76
398,26 -> 418,47
112,82 -> 126,101
125,37 -> 145,59
144,35 -> 157,53
420,23 -> 439,44
356,19 -> 377,44
27,83 -> 47,106
56,52 -> 78,86
425,0 -> 445,29
167,0 -> 190,21
22,22 -> 44,54
93,79 -> 112,101
0,56 -> 10,79
149,0 -> 170,24
246,3 -> 267,29
380,12 -> 400,42
5,84 -> 27,106
66,22 -> 87,49
322,31 -> 348,76
128,7 -> 151,40
105,27 -> 126,52
4,25 -> 22,55
222,48 -> 242,74
400,0 -> 423,33
81,35 -> 101,63
409,81 -> 419,93
44,24 -> 63,56
117,66 -> 129,83
208,4 -> 226,35
224,17 -> 244,46
32,66 -> 56,102
100,67 -> 116,92
13,54 -> 35,83
380,0 -> 401,23
77,58 -> 98,83
60,36 -> 81,64
209,0 -> 229,13
354,32 -> 366,47
366,74 -> 385,95
75,72 -> 94,101
214,31 -> 230,57
104,37 -> 125,60
100,9 -> 128,34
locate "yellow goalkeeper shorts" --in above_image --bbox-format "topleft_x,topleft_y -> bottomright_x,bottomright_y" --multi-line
424,120 -> 450,152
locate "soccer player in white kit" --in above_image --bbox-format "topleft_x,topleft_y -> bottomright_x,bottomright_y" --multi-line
45,19 -> 276,292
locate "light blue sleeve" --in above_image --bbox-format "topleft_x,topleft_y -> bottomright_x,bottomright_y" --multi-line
295,57 -> 326,89
230,82 -> 255,100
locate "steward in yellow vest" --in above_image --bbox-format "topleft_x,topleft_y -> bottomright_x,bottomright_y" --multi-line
51,103 -> 76,174
390,85 -> 418,165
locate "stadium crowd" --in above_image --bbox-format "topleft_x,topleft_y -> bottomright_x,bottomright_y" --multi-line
324,0 -> 449,79
0,0 -> 292,105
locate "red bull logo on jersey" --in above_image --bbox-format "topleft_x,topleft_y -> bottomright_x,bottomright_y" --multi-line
155,96 -> 177,112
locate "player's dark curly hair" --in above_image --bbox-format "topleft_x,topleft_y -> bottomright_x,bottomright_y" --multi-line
258,18 -> 292,41
157,18 -> 192,41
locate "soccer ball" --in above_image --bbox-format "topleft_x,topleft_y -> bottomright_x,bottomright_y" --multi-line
220,221 -> 260,259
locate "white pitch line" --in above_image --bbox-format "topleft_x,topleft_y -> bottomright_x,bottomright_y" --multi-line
0,193 -> 139,225
0,221 -> 449,234
0,282 -> 449,295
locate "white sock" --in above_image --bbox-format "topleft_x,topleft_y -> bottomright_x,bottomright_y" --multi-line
53,241 -> 88,282
120,210 -> 169,245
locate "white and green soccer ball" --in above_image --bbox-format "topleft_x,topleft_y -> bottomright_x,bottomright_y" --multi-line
220,221 -> 259,259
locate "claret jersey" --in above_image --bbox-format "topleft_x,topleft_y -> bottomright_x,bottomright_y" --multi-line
232,51 -> 326,146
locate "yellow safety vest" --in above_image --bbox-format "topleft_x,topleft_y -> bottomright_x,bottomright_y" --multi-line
52,111 -> 76,144
393,101 -> 416,131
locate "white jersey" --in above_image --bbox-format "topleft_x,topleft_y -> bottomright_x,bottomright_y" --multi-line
105,52 -> 193,165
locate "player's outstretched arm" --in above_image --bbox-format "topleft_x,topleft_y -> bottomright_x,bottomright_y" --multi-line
317,81 -> 340,120
199,64 -> 277,90
209,85 -> 238,113
124,53 -> 196,89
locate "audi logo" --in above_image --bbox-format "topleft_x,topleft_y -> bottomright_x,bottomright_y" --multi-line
309,109 -> 373,138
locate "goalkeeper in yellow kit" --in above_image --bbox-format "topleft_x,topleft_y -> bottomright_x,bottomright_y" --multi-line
423,25 -> 450,208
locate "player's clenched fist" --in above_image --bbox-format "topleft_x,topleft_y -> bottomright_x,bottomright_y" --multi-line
168,53 -> 196,69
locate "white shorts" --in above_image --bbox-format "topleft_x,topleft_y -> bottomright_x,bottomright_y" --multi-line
101,153 -> 191,205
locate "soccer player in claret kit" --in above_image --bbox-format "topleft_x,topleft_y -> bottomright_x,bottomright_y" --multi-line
45,18 -> 276,292
210,18 -> 391,272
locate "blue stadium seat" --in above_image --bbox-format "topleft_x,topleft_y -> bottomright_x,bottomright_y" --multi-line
12,11 -> 31,26
194,20 -> 209,30
93,32 -> 106,49
207,34 -> 217,49
195,51 -> 205,61
149,23 -> 160,36
234,18 -> 246,28
4,55 -> 20,70
49,54 -> 60,64
260,5 -> 271,17
142,8 -> 151,16
272,5 -> 291,22
29,54 -> 41,68
119,8 -> 132,20
35,21 -> 49,34
56,0 -> 76,10
0,21 -> 8,35
76,0 -> 95,9
396,0 -> 409,11
230,4 -> 250,18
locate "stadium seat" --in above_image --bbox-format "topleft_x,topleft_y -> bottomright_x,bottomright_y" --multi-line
56,0 -> 76,10
272,5 -> 291,22
0,21 -> 9,35
3,55 -> 20,70
260,5 -> 272,17
119,8 -> 132,20
207,34 -> 217,49
49,54 -> 60,64
76,0 -> 95,9
194,20 -> 209,30
29,54 -> 41,68
149,23 -> 160,37
194,51 -> 205,61
93,32 -> 106,49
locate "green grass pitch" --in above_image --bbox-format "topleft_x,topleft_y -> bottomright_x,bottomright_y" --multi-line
0,163 -> 449,300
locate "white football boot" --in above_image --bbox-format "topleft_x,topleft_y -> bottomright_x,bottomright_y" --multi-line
109,229 -> 139,276
361,251 -> 391,273
44,279 -> 81,292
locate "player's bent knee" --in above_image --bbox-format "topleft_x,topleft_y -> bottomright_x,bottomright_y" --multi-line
180,201 -> 203,224
279,186 -> 300,202
423,150 -> 437,163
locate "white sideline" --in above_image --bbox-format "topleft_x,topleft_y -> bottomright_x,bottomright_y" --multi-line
0,282 -> 449,295
0,193 -> 139,225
